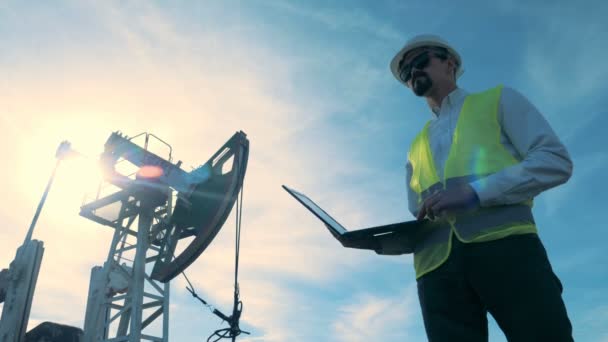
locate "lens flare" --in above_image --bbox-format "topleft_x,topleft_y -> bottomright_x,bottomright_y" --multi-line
137,165 -> 164,179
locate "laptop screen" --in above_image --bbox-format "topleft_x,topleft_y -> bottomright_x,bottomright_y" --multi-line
282,185 -> 348,235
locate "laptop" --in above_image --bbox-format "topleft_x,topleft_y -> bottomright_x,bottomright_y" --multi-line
282,185 -> 425,254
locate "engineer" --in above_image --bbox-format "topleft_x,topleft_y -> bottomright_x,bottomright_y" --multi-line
390,34 -> 574,341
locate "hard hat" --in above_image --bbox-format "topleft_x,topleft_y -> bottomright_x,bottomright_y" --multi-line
390,34 -> 464,86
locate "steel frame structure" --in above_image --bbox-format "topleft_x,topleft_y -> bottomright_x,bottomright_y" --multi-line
82,186 -> 172,342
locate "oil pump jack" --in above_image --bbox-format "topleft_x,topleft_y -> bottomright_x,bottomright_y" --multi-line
79,131 -> 249,342
0,131 -> 248,342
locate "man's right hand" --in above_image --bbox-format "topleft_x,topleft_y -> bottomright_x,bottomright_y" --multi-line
417,185 -> 480,221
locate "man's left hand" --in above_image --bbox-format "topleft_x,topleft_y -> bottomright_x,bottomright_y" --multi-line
417,184 -> 480,221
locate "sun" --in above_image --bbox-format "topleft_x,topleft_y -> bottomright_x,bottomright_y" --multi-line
55,157 -> 105,204
16,139 -> 105,219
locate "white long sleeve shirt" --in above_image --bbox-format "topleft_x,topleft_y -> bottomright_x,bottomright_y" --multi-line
405,86 -> 573,217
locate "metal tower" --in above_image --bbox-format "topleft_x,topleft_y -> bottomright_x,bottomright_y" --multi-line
80,131 -> 249,342
81,178 -> 172,341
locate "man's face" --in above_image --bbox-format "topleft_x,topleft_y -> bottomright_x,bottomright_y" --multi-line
399,47 -> 453,96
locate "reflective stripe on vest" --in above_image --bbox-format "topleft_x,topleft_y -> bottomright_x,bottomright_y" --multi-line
408,85 -> 538,279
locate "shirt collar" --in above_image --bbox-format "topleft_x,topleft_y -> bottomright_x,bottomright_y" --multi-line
431,87 -> 469,117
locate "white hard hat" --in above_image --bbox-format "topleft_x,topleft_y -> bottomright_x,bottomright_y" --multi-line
390,34 -> 464,86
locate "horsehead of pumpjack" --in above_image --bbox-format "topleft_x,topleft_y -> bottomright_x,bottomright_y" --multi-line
97,130 -> 249,283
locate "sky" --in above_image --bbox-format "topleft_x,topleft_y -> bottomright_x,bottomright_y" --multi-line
1,0 -> 607,341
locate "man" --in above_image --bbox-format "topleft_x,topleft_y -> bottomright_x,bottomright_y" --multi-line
389,34 -> 574,341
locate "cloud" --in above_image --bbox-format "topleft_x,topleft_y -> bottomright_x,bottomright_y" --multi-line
538,151 -> 608,216
517,2 -> 608,110
579,304 -> 608,340
332,284 -> 420,342
552,246 -> 604,275
1,1 -> 418,341
259,1 -> 403,44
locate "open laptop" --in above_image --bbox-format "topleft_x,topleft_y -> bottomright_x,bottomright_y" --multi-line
282,185 -> 425,254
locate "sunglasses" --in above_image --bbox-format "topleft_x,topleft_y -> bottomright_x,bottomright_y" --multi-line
398,50 -> 447,83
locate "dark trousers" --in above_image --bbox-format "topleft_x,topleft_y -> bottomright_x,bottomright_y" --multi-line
417,233 -> 573,342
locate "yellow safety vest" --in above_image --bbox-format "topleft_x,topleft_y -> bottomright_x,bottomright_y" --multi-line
408,85 -> 537,279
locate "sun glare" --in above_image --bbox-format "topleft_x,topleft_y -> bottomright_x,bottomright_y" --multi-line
17,148 -> 104,216
137,165 -> 164,179
56,157 -> 104,201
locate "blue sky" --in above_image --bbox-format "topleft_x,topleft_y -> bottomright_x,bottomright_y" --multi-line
1,0 -> 607,341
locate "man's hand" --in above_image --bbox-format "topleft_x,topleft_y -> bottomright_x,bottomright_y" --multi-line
417,184 -> 480,221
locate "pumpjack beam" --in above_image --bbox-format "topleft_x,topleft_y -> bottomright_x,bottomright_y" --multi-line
100,132 -> 209,198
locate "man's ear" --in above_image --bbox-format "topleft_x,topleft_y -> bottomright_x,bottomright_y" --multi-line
447,56 -> 458,79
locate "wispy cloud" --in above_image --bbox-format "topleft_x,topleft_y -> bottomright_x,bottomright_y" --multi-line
539,151 -> 608,217
0,2 -> 412,340
515,2 -> 608,110
579,304 -> 608,341
552,246 -> 604,275
259,1 -> 403,44
332,284 -> 420,342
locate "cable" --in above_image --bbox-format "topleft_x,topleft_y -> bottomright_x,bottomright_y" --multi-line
183,155 -> 250,341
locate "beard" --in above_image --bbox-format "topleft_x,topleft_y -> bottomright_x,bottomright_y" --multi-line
412,74 -> 433,96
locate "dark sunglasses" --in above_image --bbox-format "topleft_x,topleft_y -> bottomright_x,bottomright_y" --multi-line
399,51 -> 447,83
